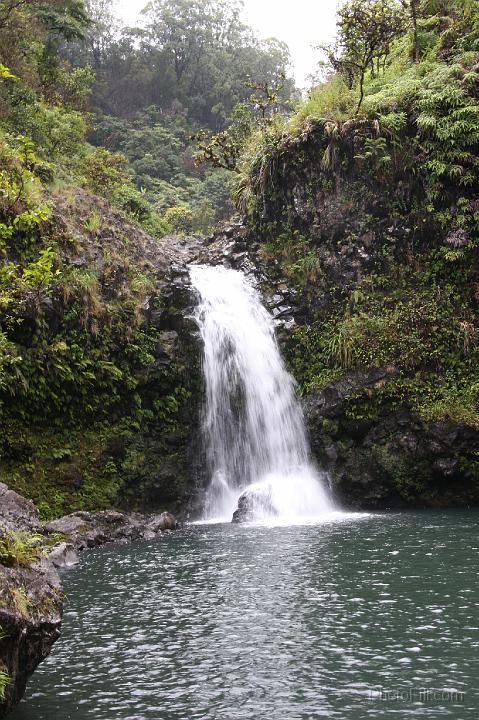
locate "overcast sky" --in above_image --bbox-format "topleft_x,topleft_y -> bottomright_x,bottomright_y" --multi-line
115,0 -> 340,88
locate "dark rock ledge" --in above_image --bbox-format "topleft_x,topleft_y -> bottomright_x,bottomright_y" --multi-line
45,508 -> 178,563
0,483 -> 177,718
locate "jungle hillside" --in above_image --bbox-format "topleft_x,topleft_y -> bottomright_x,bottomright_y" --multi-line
1,0 -> 479,517
0,0 -> 295,518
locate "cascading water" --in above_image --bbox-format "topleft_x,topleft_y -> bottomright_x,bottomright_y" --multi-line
190,264 -> 335,523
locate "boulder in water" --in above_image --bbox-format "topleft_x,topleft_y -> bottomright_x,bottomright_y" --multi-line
231,485 -> 278,524
149,511 -> 178,532
48,542 -> 79,569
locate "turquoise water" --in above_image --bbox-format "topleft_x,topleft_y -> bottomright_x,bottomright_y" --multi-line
12,511 -> 479,719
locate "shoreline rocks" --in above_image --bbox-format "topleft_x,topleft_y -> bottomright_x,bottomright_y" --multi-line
0,561 -> 62,719
0,485 -> 42,536
0,483 -> 178,718
45,509 -> 178,553
0,483 -> 62,719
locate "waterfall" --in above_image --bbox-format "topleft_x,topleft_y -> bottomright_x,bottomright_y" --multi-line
190,264 -> 335,523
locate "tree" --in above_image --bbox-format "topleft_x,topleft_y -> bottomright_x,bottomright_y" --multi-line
84,0 -> 119,68
0,1 -> 30,30
246,71 -> 286,125
140,0 -> 293,126
322,0 -> 407,111
61,0 -> 296,229
144,0 -> 242,83
36,1 -> 90,42
194,103 -> 255,170
400,0 -> 420,62
0,0 -> 92,133
194,70 -> 288,173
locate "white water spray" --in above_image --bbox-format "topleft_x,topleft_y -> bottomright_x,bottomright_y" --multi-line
190,264 -> 335,523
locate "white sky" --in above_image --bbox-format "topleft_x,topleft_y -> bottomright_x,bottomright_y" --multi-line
114,1 -> 340,88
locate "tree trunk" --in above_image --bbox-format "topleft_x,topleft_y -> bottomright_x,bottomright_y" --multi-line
411,0 -> 419,62
357,71 -> 365,112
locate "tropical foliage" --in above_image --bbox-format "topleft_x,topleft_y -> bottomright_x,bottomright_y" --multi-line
0,531 -> 46,568
234,0 -> 479,431
0,0 -> 295,516
61,0 -> 295,230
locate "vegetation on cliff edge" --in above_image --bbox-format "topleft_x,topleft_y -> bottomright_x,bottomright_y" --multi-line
230,0 -> 479,439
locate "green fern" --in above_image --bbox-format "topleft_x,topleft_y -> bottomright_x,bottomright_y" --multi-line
0,671 -> 10,701
0,531 -> 46,568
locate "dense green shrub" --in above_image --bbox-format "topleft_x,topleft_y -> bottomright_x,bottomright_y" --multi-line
164,206 -> 194,234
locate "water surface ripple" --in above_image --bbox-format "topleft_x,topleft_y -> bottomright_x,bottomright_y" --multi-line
12,511 -> 479,719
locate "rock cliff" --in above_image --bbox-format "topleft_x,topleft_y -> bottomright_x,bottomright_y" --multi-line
0,484 -> 62,719
201,218 -> 479,510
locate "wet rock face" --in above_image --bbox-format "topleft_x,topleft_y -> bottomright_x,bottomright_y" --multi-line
196,220 -> 301,335
303,370 -> 479,510
1,191 -> 210,524
190,223 -> 479,513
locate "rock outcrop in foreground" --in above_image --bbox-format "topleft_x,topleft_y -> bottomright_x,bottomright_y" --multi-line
0,482 -> 177,718
0,484 -> 62,719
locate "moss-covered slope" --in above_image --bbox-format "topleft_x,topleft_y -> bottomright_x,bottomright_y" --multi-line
0,188 -> 203,519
